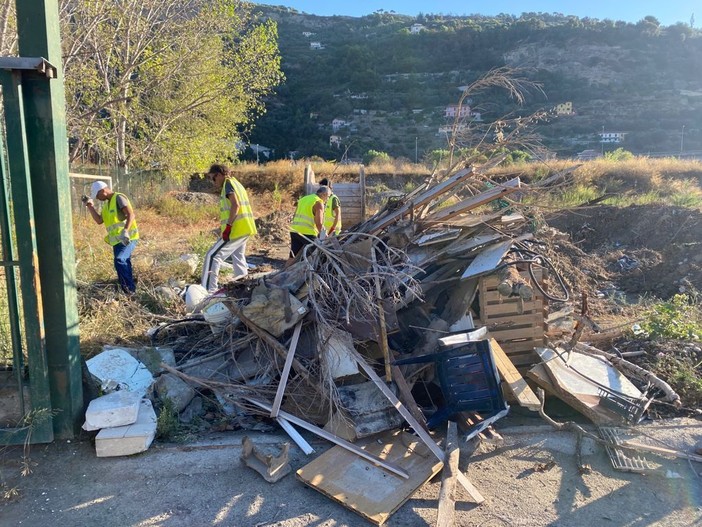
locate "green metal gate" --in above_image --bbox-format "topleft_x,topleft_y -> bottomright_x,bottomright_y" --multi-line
0,0 -> 85,444
0,60 -> 58,444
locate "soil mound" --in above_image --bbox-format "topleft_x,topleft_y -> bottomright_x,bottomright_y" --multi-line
545,205 -> 702,299
168,191 -> 217,205
256,210 -> 292,243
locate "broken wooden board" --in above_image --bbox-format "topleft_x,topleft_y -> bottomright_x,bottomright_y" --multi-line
535,347 -> 644,425
297,430 -> 443,526
489,338 -> 541,411
460,240 -> 513,281
422,177 -> 521,225
436,421 -> 460,527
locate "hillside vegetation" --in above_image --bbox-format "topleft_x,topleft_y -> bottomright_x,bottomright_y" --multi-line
249,7 -> 702,162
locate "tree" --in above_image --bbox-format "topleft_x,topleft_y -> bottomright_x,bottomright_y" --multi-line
60,0 -> 283,177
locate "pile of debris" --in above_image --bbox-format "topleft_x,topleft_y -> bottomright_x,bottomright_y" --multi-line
85,161 -> 692,525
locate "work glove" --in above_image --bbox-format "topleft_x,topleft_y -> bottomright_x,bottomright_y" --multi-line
222,224 -> 232,242
120,231 -> 130,246
318,229 -> 327,241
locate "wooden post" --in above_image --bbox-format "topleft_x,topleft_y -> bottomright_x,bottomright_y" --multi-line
371,249 -> 392,381
436,421 -> 460,527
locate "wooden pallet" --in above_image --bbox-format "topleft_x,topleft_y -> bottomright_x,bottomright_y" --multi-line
479,267 -> 545,369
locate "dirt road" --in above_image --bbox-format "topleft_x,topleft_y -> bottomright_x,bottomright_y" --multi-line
2,416 -> 701,526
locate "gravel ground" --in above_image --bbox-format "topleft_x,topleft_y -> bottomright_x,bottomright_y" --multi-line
2,416 -> 701,526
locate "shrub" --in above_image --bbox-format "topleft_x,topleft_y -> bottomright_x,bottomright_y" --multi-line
639,294 -> 701,340
363,149 -> 392,165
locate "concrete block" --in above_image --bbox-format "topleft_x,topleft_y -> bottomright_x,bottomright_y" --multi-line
86,348 -> 154,397
83,390 -> 142,431
155,373 -> 195,413
95,399 -> 157,457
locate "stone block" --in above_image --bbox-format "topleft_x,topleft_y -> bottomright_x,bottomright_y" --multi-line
155,373 -> 195,413
95,399 -> 157,457
83,390 -> 142,431
86,348 -> 154,397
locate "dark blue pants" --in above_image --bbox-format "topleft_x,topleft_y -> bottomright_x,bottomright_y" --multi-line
113,240 -> 137,293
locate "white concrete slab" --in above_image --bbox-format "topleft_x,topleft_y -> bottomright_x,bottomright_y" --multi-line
86,348 -> 154,396
95,399 -> 157,457
83,390 -> 142,431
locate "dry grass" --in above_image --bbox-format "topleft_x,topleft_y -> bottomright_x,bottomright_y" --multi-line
510,157 -> 702,210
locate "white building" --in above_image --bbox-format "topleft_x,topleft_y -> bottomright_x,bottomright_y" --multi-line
600,132 -> 626,143
310,42 -> 323,50
410,24 -> 425,34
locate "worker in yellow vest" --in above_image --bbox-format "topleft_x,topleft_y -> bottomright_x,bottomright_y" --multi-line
288,185 -> 329,264
201,164 -> 257,292
319,178 -> 341,236
84,181 -> 139,294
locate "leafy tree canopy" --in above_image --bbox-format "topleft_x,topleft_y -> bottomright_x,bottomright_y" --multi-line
61,0 -> 284,177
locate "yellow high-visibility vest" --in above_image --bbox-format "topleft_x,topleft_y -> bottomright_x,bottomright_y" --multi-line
221,177 -> 257,238
102,193 -> 139,246
324,193 -> 341,234
291,194 -> 323,236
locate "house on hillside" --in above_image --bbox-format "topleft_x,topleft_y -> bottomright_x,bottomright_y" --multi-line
409,23 -> 425,34
445,104 -> 471,119
332,118 -> 349,131
329,135 -> 342,148
438,124 -> 468,135
600,131 -> 626,143
310,41 -> 324,50
302,31 -> 314,37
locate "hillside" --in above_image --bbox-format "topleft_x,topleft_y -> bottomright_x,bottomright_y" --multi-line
247,7 -> 702,161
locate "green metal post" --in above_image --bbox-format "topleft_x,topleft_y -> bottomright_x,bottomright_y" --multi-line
15,0 -> 83,438
1,71 -> 54,443
0,117 -> 27,421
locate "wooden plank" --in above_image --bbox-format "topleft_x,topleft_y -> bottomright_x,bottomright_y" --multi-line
371,250 -> 392,381
422,177 -> 521,224
501,340 -> 543,354
297,431 -> 443,526
368,167 -> 475,235
246,398 -> 409,479
482,267 -> 543,287
481,299 -> 543,315
489,338 -> 540,411
270,321 -> 303,418
436,421 -> 460,527
391,365 -> 429,432
487,325 -> 543,341
486,313 -> 543,328
482,291 -> 543,304
461,240 -> 513,280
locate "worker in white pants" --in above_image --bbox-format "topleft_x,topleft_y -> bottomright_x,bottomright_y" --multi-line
200,164 -> 257,293
201,235 -> 250,292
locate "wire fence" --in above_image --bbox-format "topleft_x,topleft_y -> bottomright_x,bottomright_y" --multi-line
69,165 -> 189,211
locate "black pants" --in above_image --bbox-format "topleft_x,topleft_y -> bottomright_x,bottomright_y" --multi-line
290,232 -> 315,258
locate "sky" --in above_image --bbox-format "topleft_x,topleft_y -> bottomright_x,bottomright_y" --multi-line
256,1 -> 699,26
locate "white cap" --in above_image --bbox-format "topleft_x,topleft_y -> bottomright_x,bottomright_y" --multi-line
90,181 -> 108,200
